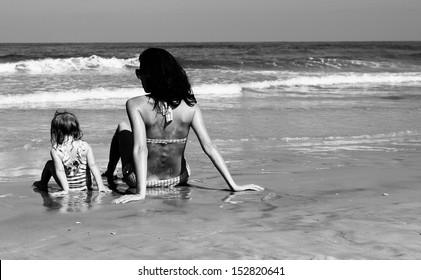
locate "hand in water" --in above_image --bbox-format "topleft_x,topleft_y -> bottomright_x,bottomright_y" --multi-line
112,194 -> 145,204
98,187 -> 112,193
232,184 -> 264,192
50,190 -> 69,197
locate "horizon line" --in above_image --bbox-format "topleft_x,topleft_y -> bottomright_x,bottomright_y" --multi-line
1,39 -> 421,44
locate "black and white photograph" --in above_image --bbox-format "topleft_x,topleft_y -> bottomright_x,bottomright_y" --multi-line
1,0 -> 421,278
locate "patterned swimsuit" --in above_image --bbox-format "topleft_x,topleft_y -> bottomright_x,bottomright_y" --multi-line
54,140 -> 91,190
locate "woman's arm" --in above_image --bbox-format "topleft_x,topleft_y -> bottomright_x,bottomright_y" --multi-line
128,98 -> 148,198
50,148 -> 70,196
191,106 -> 263,192
86,143 -> 111,192
112,98 -> 148,204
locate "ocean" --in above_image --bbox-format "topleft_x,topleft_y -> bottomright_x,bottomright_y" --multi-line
1,41 -> 421,184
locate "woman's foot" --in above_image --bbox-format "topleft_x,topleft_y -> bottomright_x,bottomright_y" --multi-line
32,181 -> 48,191
102,171 -> 118,189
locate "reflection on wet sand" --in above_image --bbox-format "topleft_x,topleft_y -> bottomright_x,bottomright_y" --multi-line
33,188 -> 107,213
33,184 -> 192,212
120,185 -> 192,207
222,191 -> 283,204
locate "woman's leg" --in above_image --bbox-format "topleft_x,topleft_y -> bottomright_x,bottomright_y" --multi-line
33,160 -> 61,189
116,122 -> 134,168
104,122 -> 134,182
104,127 -> 122,177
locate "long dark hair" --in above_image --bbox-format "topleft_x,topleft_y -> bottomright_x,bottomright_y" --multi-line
138,48 -> 196,109
50,110 -> 83,146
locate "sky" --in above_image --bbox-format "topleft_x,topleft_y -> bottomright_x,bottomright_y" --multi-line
0,0 -> 420,43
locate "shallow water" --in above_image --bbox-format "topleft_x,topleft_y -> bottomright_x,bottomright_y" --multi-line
1,42 -> 421,183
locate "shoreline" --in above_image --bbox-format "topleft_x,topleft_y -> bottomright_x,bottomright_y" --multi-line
1,152 -> 421,260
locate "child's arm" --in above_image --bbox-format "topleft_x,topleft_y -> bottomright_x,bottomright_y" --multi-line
86,143 -> 111,192
50,148 -> 70,195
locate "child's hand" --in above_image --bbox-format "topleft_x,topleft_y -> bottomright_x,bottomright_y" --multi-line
231,184 -> 264,192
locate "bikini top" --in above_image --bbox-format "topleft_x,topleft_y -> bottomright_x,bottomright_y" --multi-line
146,101 -> 187,145
146,137 -> 187,145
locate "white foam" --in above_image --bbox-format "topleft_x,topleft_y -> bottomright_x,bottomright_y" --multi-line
0,87 -> 145,108
2,70 -> 421,109
282,130 -> 421,143
0,83 -> 241,109
281,130 -> 421,152
0,55 -> 138,74
193,83 -> 242,97
243,72 -> 421,90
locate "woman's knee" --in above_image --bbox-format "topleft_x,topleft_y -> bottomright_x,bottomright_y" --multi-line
117,121 -> 131,132
44,160 -> 57,177
45,160 -> 54,169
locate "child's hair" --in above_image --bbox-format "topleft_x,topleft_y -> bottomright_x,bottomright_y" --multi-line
50,110 -> 83,146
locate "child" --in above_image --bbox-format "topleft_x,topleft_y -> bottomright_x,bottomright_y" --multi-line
33,110 -> 110,196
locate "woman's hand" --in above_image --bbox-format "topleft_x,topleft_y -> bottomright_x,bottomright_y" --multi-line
112,194 -> 145,204
231,184 -> 264,192
98,186 -> 112,193
50,190 -> 69,197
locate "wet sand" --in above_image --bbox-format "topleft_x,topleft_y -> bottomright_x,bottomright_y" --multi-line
1,149 -> 421,260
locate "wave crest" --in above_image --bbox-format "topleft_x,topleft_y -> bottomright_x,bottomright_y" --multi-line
0,55 -> 138,74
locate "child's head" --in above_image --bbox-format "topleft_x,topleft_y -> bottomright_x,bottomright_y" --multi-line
50,110 -> 83,145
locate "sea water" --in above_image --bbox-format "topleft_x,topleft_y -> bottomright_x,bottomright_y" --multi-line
1,42 -> 421,184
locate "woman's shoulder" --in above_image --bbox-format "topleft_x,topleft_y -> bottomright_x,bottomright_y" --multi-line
127,95 -> 149,105
174,101 -> 199,120
179,100 -> 200,111
126,95 -> 151,111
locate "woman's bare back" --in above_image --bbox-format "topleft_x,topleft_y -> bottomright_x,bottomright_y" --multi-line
135,96 -> 196,180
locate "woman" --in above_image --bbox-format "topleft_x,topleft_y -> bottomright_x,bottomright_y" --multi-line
104,48 -> 263,204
